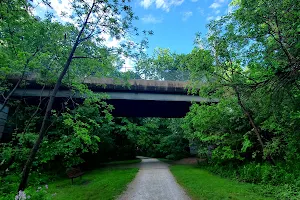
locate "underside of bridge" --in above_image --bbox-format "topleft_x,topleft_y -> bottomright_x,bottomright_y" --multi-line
8,77 -> 218,118
11,91 -> 197,118
103,99 -> 191,118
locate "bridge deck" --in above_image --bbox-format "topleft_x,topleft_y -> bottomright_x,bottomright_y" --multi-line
10,76 -> 191,94
8,76 -> 218,117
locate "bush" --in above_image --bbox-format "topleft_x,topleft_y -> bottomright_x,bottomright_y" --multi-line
1,185 -> 52,200
0,173 -> 19,198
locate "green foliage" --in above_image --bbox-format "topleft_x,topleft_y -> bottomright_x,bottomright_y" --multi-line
0,0 -> 299,198
0,0 -> 153,191
183,99 -> 249,162
135,118 -> 190,160
135,48 -> 189,81
156,119 -> 190,160
0,97 -> 113,170
178,1 -> 300,199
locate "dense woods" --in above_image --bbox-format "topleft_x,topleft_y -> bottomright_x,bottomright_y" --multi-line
0,0 -> 299,199
182,0 -> 300,198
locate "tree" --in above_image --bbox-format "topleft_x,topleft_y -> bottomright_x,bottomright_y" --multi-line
232,0 -> 299,88
17,0 -> 145,190
135,48 -> 189,81
0,0 -> 59,112
183,0 -> 299,164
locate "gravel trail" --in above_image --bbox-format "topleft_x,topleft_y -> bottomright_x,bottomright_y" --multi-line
118,157 -> 191,200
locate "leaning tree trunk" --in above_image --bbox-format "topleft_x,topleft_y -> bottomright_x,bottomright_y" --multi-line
18,3 -> 95,191
233,87 -> 265,153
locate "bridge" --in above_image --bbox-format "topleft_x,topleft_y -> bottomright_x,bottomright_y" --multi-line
9,76 -> 218,118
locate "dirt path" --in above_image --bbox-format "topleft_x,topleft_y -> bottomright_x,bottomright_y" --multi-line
117,157 -> 191,200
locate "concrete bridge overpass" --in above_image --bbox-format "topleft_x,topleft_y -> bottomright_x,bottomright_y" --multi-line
10,77 -> 218,118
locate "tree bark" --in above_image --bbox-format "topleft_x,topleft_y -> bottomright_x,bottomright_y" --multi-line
233,87 -> 265,153
18,3 -> 95,191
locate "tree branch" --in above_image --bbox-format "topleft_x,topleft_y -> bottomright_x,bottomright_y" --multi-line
0,46 -> 42,112
72,56 -> 101,59
18,1 -> 96,191
23,85 -> 46,134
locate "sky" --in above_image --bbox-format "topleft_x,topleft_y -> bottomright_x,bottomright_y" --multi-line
132,0 -> 232,54
32,0 -> 232,70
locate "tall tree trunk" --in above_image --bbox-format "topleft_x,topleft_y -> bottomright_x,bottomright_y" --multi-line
233,87 -> 265,153
18,3 -> 95,191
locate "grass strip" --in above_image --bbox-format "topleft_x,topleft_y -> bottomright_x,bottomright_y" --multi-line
170,165 -> 273,200
48,168 -> 138,200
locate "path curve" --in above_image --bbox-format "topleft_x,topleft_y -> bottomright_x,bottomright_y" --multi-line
118,157 -> 191,200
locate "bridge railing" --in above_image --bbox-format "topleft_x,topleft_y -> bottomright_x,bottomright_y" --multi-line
111,69 -> 191,82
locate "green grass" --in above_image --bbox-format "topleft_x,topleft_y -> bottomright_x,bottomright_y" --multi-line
48,168 -> 138,200
102,158 -> 141,165
170,165 -> 273,200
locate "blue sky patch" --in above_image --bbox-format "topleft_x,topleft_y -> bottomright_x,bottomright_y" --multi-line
133,0 -> 231,54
